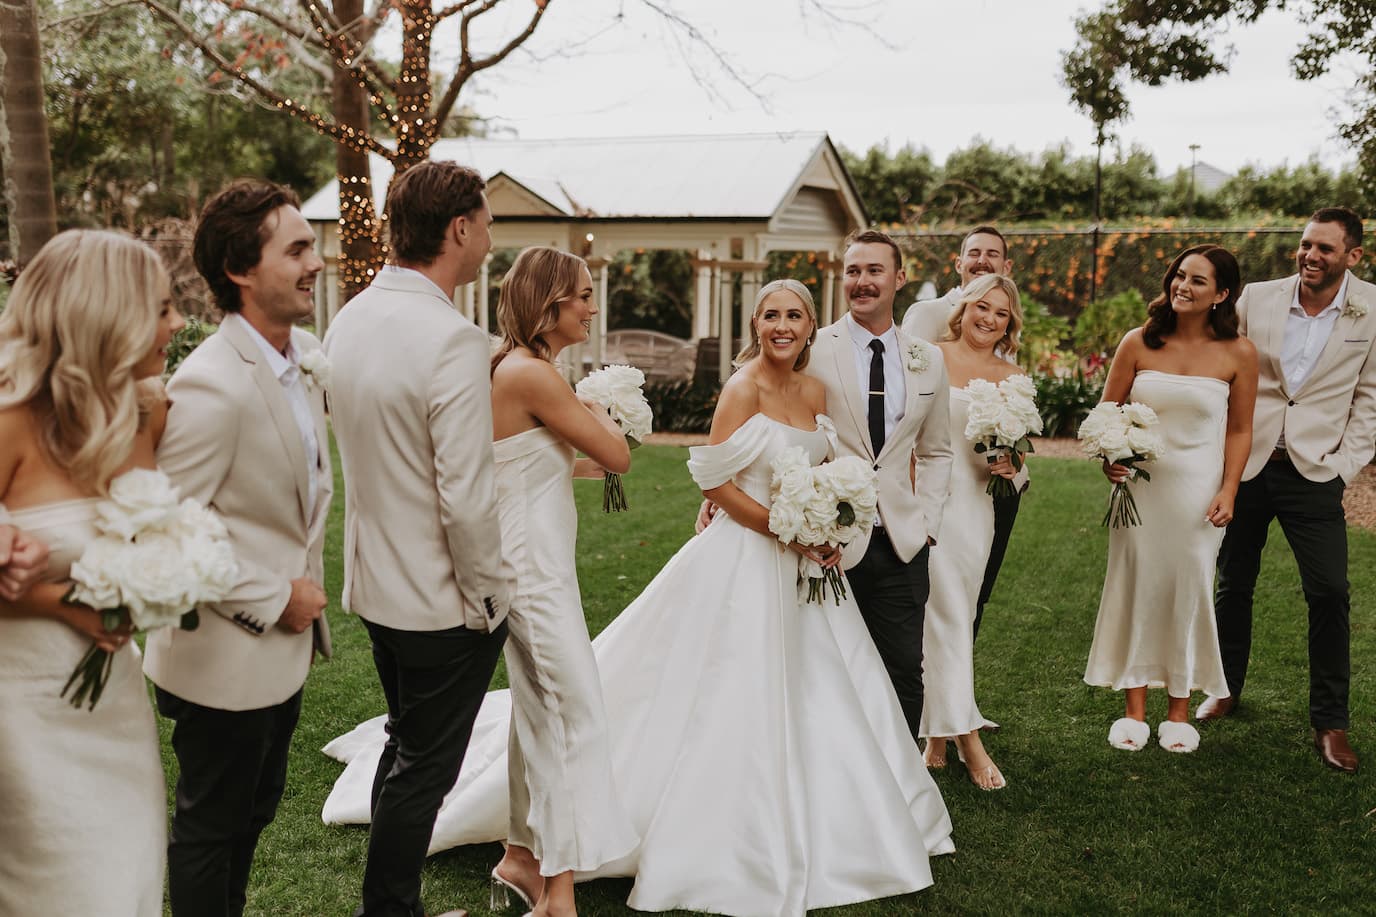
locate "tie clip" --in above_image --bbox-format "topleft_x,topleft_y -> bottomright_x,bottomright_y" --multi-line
868,390 -> 885,395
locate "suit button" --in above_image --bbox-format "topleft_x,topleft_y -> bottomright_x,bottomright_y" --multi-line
873,464 -> 880,471
1288,400 -> 1296,406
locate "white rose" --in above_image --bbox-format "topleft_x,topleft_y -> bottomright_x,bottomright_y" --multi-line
299,349 -> 332,389
1125,424 -> 1158,458
1120,402 -> 1159,427
68,537 -> 136,611
995,414 -> 1026,446
120,532 -> 197,630
1096,428 -> 1132,463
768,499 -> 806,543
97,468 -> 181,540
819,457 -> 878,516
182,531 -> 238,603
999,374 -> 1036,401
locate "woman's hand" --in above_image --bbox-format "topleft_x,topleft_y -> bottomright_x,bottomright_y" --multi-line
0,526 -> 49,601
1102,459 -> 1132,484
988,453 -> 1018,480
572,457 -> 606,479
1204,491 -> 1235,528
57,599 -> 132,652
788,541 -> 841,569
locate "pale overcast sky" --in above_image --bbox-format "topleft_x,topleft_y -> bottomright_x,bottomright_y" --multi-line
443,0 -> 1360,176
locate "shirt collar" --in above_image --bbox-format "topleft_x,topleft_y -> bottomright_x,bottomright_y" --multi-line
230,312 -> 298,381
1290,272 -> 1349,319
384,264 -> 454,303
845,311 -> 898,350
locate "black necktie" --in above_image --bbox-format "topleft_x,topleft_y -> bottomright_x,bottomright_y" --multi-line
867,338 -> 886,456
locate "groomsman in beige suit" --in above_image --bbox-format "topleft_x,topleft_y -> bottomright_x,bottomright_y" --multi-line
0,523 -> 48,601
146,180 -> 332,915
806,229 -> 953,742
325,161 -> 511,917
1198,207 -> 1376,775
902,225 -> 1024,643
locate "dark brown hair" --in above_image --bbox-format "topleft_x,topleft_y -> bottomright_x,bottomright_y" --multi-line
193,180 -> 300,313
1310,206 -> 1364,250
1142,244 -> 1241,349
844,228 -> 904,272
385,161 -> 486,265
962,225 -> 1008,257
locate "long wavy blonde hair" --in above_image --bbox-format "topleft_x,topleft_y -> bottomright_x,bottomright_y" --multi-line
491,246 -> 587,371
0,230 -> 167,493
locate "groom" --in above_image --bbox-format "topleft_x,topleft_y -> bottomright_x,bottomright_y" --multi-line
1199,206 -> 1376,774
325,160 -> 512,917
807,228 -> 953,743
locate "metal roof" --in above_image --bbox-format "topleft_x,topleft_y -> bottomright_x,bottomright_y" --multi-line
301,131 -> 840,222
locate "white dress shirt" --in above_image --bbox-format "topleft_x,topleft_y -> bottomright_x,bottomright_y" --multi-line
229,313 -> 321,518
846,312 -> 907,442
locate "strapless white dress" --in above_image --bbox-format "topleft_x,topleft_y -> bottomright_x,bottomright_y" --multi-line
0,499 -> 166,916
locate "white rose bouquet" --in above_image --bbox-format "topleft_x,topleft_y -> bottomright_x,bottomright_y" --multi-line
962,375 -> 1043,499
62,468 -> 236,710
768,448 -> 878,605
575,364 -> 654,512
1077,401 -> 1164,528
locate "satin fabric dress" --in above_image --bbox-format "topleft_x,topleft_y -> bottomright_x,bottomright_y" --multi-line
1084,371 -> 1231,698
920,385 -> 998,738
324,413 -> 954,916
0,499 -> 166,917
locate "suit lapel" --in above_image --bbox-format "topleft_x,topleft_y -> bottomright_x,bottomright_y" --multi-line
825,321 -> 873,460
220,318 -> 313,530
876,328 -> 924,465
1264,278 -> 1293,397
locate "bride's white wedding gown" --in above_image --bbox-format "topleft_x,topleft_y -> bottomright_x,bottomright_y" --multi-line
323,413 -> 954,916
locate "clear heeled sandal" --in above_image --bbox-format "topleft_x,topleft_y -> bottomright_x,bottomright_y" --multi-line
490,867 -> 536,911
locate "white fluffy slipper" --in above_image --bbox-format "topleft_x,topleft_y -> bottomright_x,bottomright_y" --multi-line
1157,720 -> 1200,753
1108,717 -> 1150,751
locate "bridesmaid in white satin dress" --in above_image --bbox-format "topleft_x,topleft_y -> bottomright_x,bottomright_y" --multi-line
1085,245 -> 1258,754
486,247 -> 639,916
919,273 -> 1025,791
0,230 -> 185,915
323,280 -> 954,916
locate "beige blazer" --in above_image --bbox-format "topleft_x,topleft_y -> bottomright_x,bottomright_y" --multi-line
323,269 -> 512,633
1239,271 -> 1376,484
145,320 -> 332,711
806,318 -> 953,567
901,289 -> 961,344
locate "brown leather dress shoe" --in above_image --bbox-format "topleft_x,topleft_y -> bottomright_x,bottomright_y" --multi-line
1194,695 -> 1236,722
1314,729 -> 1359,774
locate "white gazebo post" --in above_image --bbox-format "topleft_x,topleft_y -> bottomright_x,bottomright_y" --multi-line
588,255 -> 611,368
691,252 -> 714,339
820,255 -> 836,325
477,256 -> 491,329
715,261 -> 731,384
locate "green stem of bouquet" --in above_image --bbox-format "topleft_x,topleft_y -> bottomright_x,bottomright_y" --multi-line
61,643 -> 114,711
1103,481 -> 1143,528
603,472 -> 628,513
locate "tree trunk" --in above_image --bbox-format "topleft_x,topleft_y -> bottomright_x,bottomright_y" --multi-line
392,0 -> 436,173
331,0 -> 384,304
0,0 -> 59,265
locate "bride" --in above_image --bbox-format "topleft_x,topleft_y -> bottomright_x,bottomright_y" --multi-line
324,279 -> 953,916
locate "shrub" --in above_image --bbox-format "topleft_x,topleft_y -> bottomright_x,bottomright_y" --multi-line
1072,289 -> 1147,357
645,379 -> 720,434
1017,299 -> 1072,373
1035,370 -> 1104,438
165,315 -> 217,377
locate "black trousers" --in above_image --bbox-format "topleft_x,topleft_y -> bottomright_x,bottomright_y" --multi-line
357,618 -> 508,917
847,528 -> 929,744
1214,458 -> 1351,729
156,686 -> 303,917
973,489 -> 1022,641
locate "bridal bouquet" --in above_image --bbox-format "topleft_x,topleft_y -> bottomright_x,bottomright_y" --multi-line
1077,401 -> 1164,528
963,375 -> 1043,499
768,447 -> 878,605
62,468 -> 236,710
575,364 -> 654,512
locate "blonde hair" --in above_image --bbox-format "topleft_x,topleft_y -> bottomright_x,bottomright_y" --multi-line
0,230 -> 167,492
944,273 -> 1024,357
733,279 -> 818,371
491,246 -> 587,370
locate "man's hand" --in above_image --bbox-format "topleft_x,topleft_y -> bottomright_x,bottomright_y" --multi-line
278,578 -> 327,634
695,499 -> 719,534
0,525 -> 50,602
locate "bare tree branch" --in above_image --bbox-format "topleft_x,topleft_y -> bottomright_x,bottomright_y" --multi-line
633,0 -> 767,107
434,0 -> 549,124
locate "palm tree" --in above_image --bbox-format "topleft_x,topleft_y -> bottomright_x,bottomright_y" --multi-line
0,0 -> 59,265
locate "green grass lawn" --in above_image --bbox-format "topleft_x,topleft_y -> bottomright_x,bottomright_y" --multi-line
158,446 -> 1375,915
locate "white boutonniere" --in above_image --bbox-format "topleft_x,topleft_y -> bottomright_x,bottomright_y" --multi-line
1342,297 -> 1369,320
299,350 -> 332,390
906,341 -> 932,374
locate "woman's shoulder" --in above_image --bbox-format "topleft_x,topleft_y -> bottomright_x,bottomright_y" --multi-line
493,349 -> 562,388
